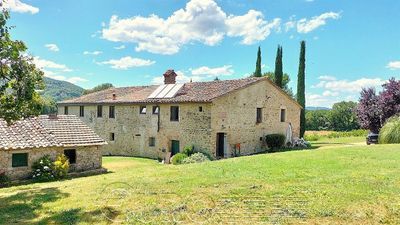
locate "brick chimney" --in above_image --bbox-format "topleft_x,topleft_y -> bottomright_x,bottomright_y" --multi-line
112,93 -> 116,100
163,69 -> 177,84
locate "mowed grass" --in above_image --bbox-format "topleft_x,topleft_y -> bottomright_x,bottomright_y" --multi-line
1,141 -> 400,224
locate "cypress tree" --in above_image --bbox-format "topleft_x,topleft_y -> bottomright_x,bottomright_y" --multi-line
274,45 -> 283,88
254,46 -> 262,77
297,41 -> 306,138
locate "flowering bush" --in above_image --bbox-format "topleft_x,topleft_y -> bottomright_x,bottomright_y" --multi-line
182,152 -> 210,164
32,155 -> 54,181
53,154 -> 70,179
293,138 -> 311,149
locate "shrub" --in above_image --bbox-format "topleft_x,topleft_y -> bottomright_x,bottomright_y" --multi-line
0,171 -> 10,187
193,149 -> 214,161
171,153 -> 188,165
32,155 -> 54,181
182,145 -> 194,156
379,116 -> 400,144
265,134 -> 286,151
182,153 -> 210,164
53,154 -> 70,179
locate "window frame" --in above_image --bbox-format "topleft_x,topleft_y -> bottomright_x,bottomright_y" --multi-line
64,106 -> 69,115
110,132 -> 115,141
64,149 -> 77,164
170,106 -> 179,121
12,153 -> 28,168
140,106 -> 147,114
79,106 -> 84,117
97,105 -> 103,118
256,108 -> 262,123
109,106 -> 115,118
152,106 -> 159,115
280,108 -> 286,122
149,137 -> 156,147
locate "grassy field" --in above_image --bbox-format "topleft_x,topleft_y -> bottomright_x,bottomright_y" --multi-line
1,138 -> 400,224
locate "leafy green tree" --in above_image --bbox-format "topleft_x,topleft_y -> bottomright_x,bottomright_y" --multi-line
83,83 -> 114,95
0,9 -> 44,124
329,101 -> 360,131
40,96 -> 57,115
274,45 -> 283,88
305,110 -> 331,130
297,41 -> 306,137
254,46 -> 262,77
263,72 -> 294,97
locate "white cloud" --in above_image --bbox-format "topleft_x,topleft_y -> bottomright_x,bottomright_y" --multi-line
191,65 -> 234,76
386,61 -> 400,70
2,0 -> 39,14
33,57 -> 72,72
322,90 -> 339,97
313,76 -> 386,93
102,0 -> 281,54
45,44 -> 59,52
100,56 -> 155,70
226,10 -> 281,45
114,45 -> 126,50
83,51 -> 103,56
45,73 -> 88,84
297,12 -> 341,33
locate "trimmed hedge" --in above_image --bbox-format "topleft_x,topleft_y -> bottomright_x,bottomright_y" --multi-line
265,134 -> 286,151
171,153 -> 188,165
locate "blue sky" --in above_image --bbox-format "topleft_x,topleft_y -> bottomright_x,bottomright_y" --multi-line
3,0 -> 400,107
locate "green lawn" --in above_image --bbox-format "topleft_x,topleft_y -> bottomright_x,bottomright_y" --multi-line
1,140 -> 400,224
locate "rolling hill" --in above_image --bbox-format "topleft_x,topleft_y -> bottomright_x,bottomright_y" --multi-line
41,77 -> 84,102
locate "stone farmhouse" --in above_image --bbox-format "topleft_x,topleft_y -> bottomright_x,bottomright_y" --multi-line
58,70 -> 301,159
0,115 -> 106,180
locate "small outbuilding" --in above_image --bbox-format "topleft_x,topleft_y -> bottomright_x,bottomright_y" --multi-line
0,115 -> 106,180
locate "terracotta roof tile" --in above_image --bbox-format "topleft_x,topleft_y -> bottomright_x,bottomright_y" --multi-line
0,115 -> 106,150
58,77 -> 266,104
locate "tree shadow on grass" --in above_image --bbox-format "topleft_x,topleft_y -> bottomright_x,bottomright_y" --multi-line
0,187 -> 120,225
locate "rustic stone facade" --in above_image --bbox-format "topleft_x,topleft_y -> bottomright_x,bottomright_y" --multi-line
0,146 -> 102,180
58,79 -> 301,159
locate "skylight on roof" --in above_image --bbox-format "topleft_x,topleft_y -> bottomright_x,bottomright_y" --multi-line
148,83 -> 184,99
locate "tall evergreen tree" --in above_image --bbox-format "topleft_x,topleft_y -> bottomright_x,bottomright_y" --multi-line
274,45 -> 283,88
297,41 -> 306,137
254,46 -> 262,77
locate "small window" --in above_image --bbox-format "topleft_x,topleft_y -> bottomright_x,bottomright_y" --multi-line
256,108 -> 262,123
64,149 -> 76,164
280,109 -> 286,122
110,133 -> 115,141
79,106 -> 84,117
12,153 -> 28,167
149,137 -> 156,147
170,106 -> 179,121
152,106 -> 159,114
97,105 -> 103,118
64,106 -> 69,115
140,106 -> 147,114
109,106 -> 115,118
199,106 -> 203,112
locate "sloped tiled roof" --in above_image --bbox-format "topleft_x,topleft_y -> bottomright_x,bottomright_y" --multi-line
0,115 -> 106,150
58,77 -> 266,104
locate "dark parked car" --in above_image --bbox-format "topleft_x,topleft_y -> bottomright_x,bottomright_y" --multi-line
366,132 -> 379,145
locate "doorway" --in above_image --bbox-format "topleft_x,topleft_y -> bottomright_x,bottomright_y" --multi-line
171,140 -> 180,156
216,133 -> 227,158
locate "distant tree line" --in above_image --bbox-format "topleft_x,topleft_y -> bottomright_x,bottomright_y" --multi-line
306,101 -> 360,131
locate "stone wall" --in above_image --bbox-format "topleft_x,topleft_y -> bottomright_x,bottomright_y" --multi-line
59,104 -> 213,158
0,146 -> 102,180
58,79 -> 301,159
210,79 -> 301,157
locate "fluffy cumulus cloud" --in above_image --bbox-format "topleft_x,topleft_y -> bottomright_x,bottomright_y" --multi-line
1,0 -> 39,14
83,50 -> 102,56
386,61 -> 400,70
191,65 -> 234,76
45,44 -> 59,52
100,56 -> 155,70
307,75 -> 387,107
32,57 -> 87,84
296,12 -> 341,33
102,0 -> 281,54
